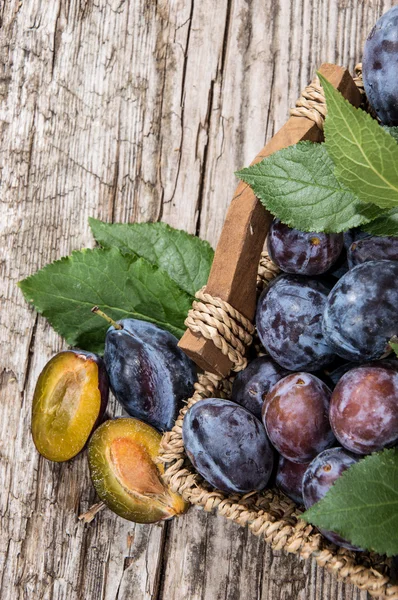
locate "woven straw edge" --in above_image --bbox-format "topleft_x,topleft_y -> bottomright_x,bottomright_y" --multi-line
159,68 -> 398,599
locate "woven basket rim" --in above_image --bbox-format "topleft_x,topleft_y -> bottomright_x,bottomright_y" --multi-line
159,65 -> 398,600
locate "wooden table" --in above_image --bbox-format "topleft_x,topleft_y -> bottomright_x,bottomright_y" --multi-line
0,1 -> 391,598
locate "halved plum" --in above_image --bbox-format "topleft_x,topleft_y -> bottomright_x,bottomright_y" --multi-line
32,350 -> 109,462
88,418 -> 189,523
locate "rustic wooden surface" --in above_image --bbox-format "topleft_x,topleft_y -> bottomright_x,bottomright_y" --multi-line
0,1 -> 393,599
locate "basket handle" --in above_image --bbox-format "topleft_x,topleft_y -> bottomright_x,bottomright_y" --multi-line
178,63 -> 361,377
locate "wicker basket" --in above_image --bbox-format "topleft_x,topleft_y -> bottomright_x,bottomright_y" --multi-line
159,66 -> 398,599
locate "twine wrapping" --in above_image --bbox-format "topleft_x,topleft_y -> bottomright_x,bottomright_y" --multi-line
257,249 -> 281,292
353,63 -> 365,97
184,287 -> 255,372
159,67 -> 398,599
289,75 -> 327,128
289,63 -> 368,128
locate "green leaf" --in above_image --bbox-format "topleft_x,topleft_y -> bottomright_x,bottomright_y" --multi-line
389,337 -> 398,358
89,219 -> 214,297
362,207 -> 398,236
236,142 -> 383,233
384,126 -> 398,143
319,73 -> 398,209
302,449 -> 398,556
18,248 -> 192,353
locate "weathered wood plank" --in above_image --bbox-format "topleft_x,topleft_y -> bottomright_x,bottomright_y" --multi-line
0,1 -> 393,599
161,509 -> 368,600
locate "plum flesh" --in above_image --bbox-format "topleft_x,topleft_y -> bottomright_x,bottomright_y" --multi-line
32,350 -> 109,462
88,418 -> 188,523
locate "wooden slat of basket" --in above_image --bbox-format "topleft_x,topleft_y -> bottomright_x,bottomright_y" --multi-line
178,63 -> 361,377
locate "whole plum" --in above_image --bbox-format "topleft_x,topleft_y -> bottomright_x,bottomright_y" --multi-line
363,6 -> 398,125
322,260 -> 398,361
348,236 -> 398,268
275,456 -> 309,504
267,219 -> 343,275
302,448 -> 361,550
256,275 -> 335,371
104,318 -> 196,431
262,373 -> 335,463
330,364 -> 398,454
182,398 -> 274,493
231,356 -> 288,419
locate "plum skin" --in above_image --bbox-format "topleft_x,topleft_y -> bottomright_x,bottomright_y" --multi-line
256,274 -> 335,371
104,318 -> 196,432
31,350 -> 109,462
322,260 -> 398,361
347,236 -> 398,268
267,219 -> 343,276
330,364 -> 398,454
230,356 -> 288,419
183,398 -> 274,493
302,448 -> 361,550
262,373 -> 335,463
362,6 -> 398,125
275,456 -> 309,504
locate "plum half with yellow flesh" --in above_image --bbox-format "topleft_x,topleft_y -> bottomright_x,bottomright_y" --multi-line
88,418 -> 189,523
32,350 -> 109,462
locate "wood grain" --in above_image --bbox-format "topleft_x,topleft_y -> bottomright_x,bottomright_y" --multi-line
0,1 -> 392,599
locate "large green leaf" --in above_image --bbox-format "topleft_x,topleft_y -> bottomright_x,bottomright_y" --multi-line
236,142 -> 382,233
320,74 -> 398,209
302,449 -> 398,556
89,219 -> 213,297
19,248 -> 192,353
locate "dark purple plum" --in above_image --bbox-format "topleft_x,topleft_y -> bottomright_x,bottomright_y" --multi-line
262,373 -> 335,463
276,456 -> 309,504
231,356 -> 288,419
348,236 -> 398,268
302,448 -> 361,550
267,219 -> 343,275
182,398 -> 274,493
363,6 -> 398,125
322,260 -> 398,361
104,318 -> 196,432
256,275 -> 335,371
330,364 -> 398,454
